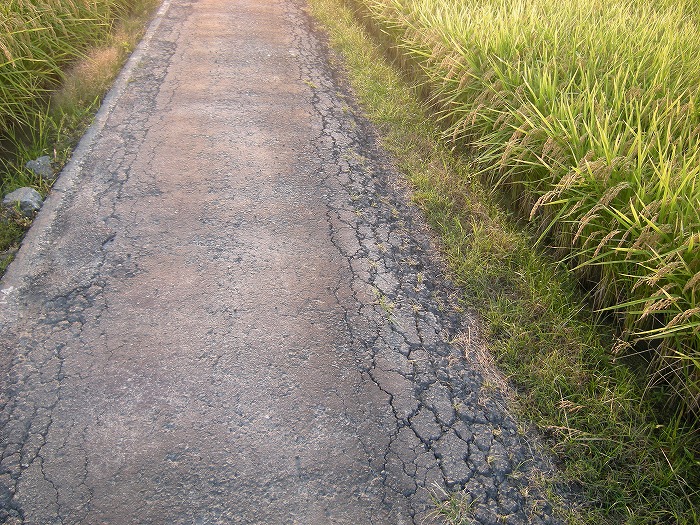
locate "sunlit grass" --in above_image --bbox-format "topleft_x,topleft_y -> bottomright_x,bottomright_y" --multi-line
345,0 -> 700,419
0,0 -> 122,131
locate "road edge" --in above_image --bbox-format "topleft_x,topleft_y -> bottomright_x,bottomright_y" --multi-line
0,0 -> 174,293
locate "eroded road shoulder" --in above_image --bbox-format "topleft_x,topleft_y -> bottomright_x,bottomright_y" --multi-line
0,0 -> 560,523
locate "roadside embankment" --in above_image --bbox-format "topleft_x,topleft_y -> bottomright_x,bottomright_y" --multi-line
0,0 -> 160,272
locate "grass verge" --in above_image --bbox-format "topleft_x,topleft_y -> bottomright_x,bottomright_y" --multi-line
305,0 -> 700,523
0,0 -> 161,273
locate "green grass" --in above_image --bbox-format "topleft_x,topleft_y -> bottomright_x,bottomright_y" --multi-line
0,0 -> 160,270
0,0 -> 123,132
346,0 -> 700,419
306,0 -> 700,523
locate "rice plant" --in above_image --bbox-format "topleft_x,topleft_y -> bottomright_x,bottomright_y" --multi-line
348,0 -> 700,417
0,0 -> 130,137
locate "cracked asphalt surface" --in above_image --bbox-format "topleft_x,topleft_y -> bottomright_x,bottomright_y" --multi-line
0,0 -> 562,523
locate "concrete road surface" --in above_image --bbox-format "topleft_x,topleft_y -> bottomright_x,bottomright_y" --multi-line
0,0 -> 561,523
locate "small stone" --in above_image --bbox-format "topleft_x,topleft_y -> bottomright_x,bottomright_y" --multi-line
3,187 -> 43,217
25,156 -> 54,180
0,481 -> 12,507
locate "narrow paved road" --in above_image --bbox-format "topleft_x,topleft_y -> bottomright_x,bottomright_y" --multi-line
0,1 -> 561,523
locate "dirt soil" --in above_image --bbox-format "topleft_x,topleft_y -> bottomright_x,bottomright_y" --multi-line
0,1 -> 561,523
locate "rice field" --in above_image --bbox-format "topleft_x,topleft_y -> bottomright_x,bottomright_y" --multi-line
350,0 -> 700,416
0,0 -> 132,137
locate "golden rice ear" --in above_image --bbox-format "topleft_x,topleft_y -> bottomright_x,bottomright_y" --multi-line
0,39 -> 13,63
614,227 -> 633,249
573,204 -> 603,245
471,103 -> 484,126
581,228 -> 603,251
640,199 -> 662,217
667,307 -> 700,329
638,261 -> 684,290
640,297 -> 678,322
593,229 -> 621,257
598,181 -> 630,206
529,189 -> 558,220
683,270 -> 700,294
